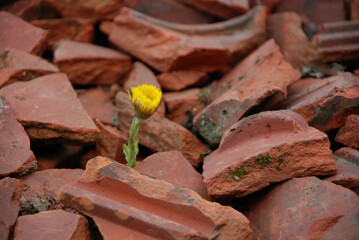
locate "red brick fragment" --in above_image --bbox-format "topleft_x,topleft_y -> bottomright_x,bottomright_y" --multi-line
78,88 -> 117,126
335,114 -> 359,148
0,98 -> 36,177
58,156 -> 253,240
109,6 -> 266,72
267,12 -> 311,68
280,73 -> 359,132
136,151 -> 210,200
164,88 -> 206,126
0,48 -> 58,88
158,71 -> 210,91
42,0 -> 124,21
325,147 -> 359,195
193,39 -> 301,146
31,18 -> 94,49
124,0 -> 214,24
20,169 -> 84,213
54,40 -> 132,85
203,110 -> 337,200
0,177 -> 23,240
0,73 -> 101,143
0,11 -> 47,55
177,0 -> 249,19
13,210 -> 90,240
246,177 -> 359,240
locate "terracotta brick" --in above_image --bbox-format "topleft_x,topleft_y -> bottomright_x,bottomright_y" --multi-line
123,62 -> 165,117
0,11 -> 47,55
280,73 -> 359,132
31,18 -> 94,49
177,0 -> 249,19
136,151 -> 210,200
109,6 -> 266,72
267,12 -> 311,68
325,147 -> 359,195
335,114 -> 359,148
246,177 -> 359,240
115,92 -> 208,167
157,71 -> 210,91
311,20 -> 359,63
193,39 -> 301,146
0,98 -> 36,177
58,156 -> 253,240
0,48 -> 58,88
54,40 -> 132,85
124,0 -> 214,24
276,0 -> 346,24
1,0 -> 59,21
164,88 -> 206,126
349,0 -> 359,20
203,110 -> 337,200
78,88 -> 117,126
0,177 -> 23,240
14,210 -> 90,240
42,0 -> 124,21
20,169 -> 84,213
95,119 -> 127,163
0,73 -> 101,143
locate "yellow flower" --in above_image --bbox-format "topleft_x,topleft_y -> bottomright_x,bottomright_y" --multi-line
128,84 -> 162,119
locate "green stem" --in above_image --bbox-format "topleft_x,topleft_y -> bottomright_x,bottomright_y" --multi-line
124,117 -> 142,167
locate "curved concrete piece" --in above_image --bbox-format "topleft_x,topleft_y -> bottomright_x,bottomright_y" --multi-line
203,110 -> 337,200
109,6 -> 266,72
58,156 -> 253,240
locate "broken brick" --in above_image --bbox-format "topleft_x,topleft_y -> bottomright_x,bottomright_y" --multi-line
54,40 -> 132,85
203,110 -> 337,200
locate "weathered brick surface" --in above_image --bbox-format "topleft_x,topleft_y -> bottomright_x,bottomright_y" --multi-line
0,48 -> 58,88
0,11 -> 48,55
0,73 -> 101,143
109,6 -> 266,72
203,110 -> 337,200
59,156 -> 253,240
194,39 -> 301,146
0,98 -> 36,177
54,40 -> 132,85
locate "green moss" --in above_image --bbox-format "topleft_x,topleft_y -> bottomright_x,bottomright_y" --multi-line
0,50 -> 9,69
13,162 -> 37,177
199,116 -> 221,145
198,88 -> 210,105
27,72 -> 36,81
228,166 -> 247,182
255,152 -> 271,169
222,109 -> 228,115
